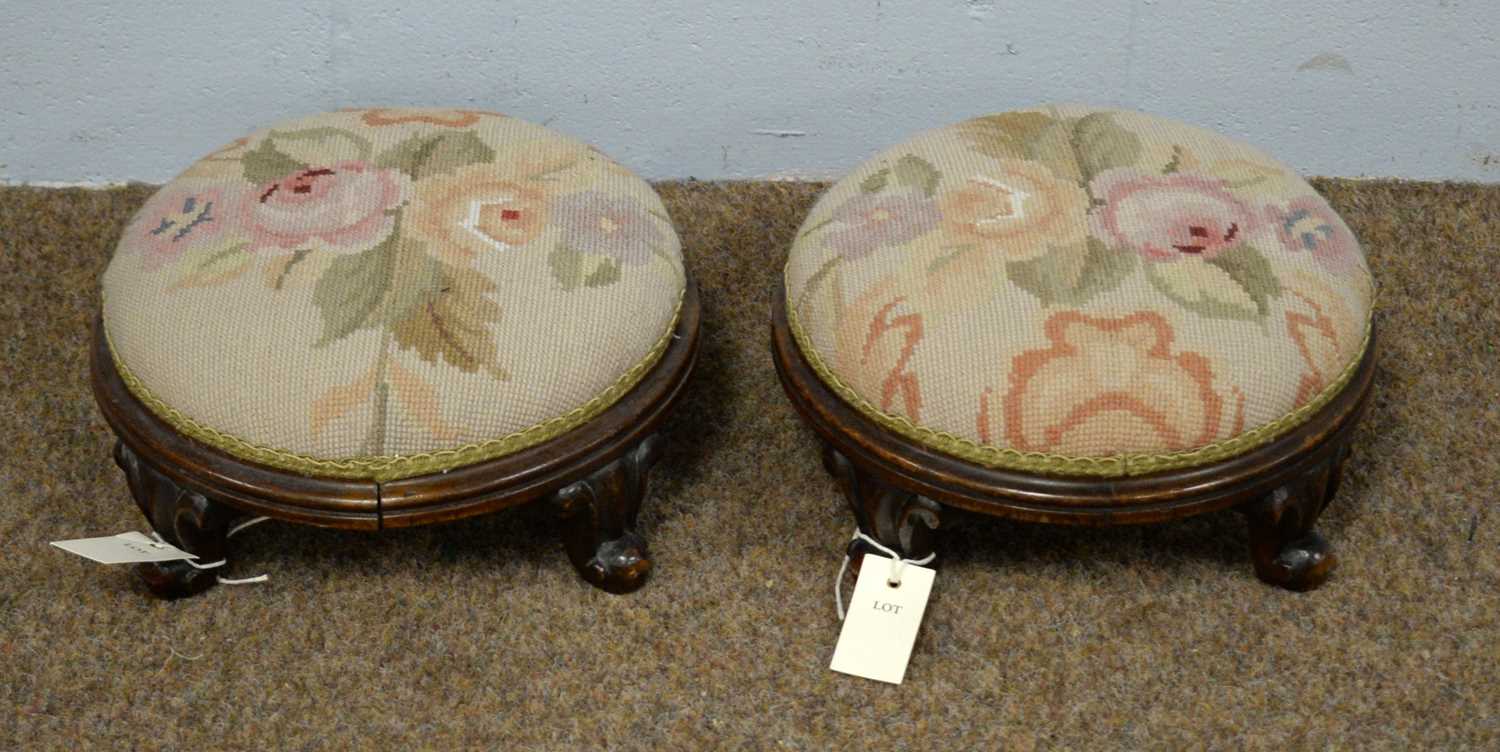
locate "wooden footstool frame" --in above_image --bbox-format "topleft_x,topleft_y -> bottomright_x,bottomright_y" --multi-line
92,281 -> 700,598
771,283 -> 1374,592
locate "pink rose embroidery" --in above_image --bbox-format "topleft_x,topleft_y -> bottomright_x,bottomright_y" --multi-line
1089,169 -> 1258,261
244,162 -> 407,254
1272,196 -> 1359,270
125,186 -> 243,270
824,190 -> 939,260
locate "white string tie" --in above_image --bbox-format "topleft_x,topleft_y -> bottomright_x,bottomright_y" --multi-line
835,528 -> 935,620
151,516 -> 271,586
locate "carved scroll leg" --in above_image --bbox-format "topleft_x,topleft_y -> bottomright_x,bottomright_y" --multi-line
553,435 -> 661,594
1239,444 -> 1347,592
114,441 -> 237,599
822,443 -> 942,576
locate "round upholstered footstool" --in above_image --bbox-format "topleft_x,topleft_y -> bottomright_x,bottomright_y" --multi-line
773,104 -> 1375,591
94,108 -> 698,597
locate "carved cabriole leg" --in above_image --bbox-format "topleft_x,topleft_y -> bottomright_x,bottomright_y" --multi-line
553,434 -> 661,594
822,443 -> 942,574
1240,442 -> 1350,591
113,441 -> 236,599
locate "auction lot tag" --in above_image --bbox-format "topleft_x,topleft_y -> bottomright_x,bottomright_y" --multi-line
51,532 -> 197,565
830,553 -> 935,684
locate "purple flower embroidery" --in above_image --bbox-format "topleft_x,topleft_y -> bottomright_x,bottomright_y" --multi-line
1272,196 -> 1359,271
824,190 -> 939,260
551,192 -> 665,265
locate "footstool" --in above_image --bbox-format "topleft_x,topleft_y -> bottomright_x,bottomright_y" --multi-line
773,105 -> 1375,590
93,108 -> 698,597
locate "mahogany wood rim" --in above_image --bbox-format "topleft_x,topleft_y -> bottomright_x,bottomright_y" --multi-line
92,280 -> 701,531
770,281 -> 1376,526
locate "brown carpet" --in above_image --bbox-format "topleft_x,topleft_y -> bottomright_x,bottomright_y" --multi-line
1,179 -> 1497,749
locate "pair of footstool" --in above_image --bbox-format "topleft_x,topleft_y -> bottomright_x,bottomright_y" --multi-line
94,106 -> 1374,598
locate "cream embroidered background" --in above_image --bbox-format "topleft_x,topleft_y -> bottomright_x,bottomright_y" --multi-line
785,105 -> 1374,477
102,108 -> 685,480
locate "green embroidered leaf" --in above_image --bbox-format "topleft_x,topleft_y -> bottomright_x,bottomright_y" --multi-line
1006,239 -> 1135,306
859,168 -> 891,193
376,244 -> 445,325
548,244 -> 584,291
1207,244 -> 1283,315
892,154 -> 941,196
241,140 -> 307,184
956,111 -> 1056,161
583,258 -> 621,287
925,244 -> 976,274
168,243 -> 254,290
1162,145 -> 1186,174
269,126 -> 373,164
311,233 -> 400,345
265,248 -> 312,290
791,255 -> 844,319
314,218 -> 453,345
375,131 -> 496,180
1203,159 -> 1285,190
391,264 -> 506,378
1027,120 -> 1085,184
548,244 -> 624,291
1146,258 -> 1261,322
1071,112 -> 1143,183
956,111 -> 1138,187
796,216 -> 836,240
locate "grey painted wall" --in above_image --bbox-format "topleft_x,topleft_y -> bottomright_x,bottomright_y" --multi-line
3,0 -> 1498,184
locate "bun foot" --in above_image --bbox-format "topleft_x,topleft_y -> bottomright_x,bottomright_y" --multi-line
114,441 -> 234,599
1252,531 -> 1336,592
554,435 -> 661,594
135,560 -> 221,600
576,532 -> 653,595
1240,444 -> 1349,592
823,443 -> 941,574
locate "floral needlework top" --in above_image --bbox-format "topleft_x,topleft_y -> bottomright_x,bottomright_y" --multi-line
102,108 -> 685,479
784,105 -> 1375,476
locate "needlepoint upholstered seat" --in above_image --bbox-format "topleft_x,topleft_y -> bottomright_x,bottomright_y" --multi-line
773,104 -> 1375,590
94,108 -> 699,597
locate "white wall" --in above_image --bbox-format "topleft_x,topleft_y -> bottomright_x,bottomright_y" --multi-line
3,0 -> 1498,184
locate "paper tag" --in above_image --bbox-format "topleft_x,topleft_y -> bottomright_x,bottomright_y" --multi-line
51,532 -> 197,565
829,553 -> 935,684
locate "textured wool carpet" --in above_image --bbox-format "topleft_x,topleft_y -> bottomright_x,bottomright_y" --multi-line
1,180 -> 1497,749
